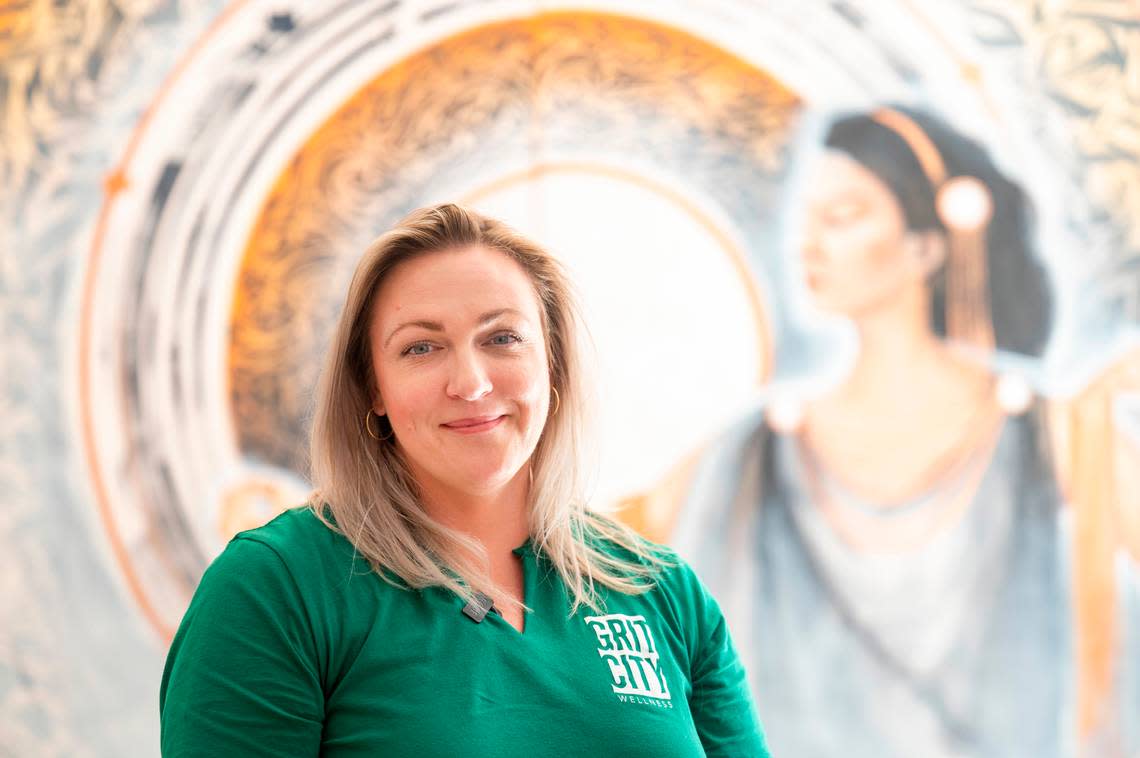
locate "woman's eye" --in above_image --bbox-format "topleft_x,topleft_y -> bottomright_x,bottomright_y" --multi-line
488,332 -> 522,346
402,343 -> 434,357
825,201 -> 864,225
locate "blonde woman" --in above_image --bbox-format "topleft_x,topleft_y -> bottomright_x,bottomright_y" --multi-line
159,203 -> 769,757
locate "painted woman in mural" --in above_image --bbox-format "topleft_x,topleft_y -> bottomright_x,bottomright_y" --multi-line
658,107 -> 1140,757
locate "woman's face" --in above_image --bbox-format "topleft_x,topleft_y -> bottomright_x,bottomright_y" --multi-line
799,150 -> 933,317
368,245 -> 551,499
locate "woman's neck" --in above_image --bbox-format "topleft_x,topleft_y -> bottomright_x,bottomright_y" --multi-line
415,468 -> 530,556
842,287 -> 950,405
802,288 -> 1001,507
413,466 -> 531,629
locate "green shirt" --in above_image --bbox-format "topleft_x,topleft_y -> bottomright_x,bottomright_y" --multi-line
160,508 -> 769,757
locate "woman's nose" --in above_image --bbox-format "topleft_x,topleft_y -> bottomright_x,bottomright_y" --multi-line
800,224 -> 828,268
446,348 -> 492,401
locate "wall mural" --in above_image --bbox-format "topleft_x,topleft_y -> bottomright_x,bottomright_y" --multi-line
2,0 -> 1138,755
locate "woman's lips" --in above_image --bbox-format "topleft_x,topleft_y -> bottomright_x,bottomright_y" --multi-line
441,415 -> 505,434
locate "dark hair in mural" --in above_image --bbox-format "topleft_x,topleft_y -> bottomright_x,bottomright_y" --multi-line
824,106 -> 1053,357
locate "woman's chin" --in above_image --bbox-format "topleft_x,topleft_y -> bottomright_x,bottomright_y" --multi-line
806,292 -> 847,316
805,288 -> 870,319
444,458 -> 527,496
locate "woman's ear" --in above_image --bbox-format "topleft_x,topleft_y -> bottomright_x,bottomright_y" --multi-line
368,373 -> 385,416
906,230 -> 948,278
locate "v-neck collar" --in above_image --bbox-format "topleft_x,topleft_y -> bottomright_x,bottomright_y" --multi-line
445,539 -> 537,637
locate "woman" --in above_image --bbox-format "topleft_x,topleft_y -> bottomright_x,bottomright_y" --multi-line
159,203 -> 770,756
668,108 -> 1139,757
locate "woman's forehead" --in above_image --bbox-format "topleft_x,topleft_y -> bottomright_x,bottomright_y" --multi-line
370,246 -> 544,331
804,150 -> 898,208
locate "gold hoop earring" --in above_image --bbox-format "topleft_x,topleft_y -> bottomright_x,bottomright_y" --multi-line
550,387 -> 560,417
364,409 -> 393,441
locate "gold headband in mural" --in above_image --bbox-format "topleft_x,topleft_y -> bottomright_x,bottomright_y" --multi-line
871,107 -> 995,352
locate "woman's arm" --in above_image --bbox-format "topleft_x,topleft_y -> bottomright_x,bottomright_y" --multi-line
159,537 -> 324,757
682,564 -> 772,757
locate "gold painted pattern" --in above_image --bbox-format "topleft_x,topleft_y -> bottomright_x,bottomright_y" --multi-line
974,0 -> 1140,248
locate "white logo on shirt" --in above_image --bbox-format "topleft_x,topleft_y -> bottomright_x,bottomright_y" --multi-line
584,613 -> 672,703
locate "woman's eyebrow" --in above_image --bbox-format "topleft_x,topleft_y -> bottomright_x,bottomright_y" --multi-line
383,319 -> 443,349
383,309 -> 528,348
477,308 -> 525,325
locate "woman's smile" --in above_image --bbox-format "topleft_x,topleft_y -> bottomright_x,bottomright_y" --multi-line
441,415 -> 507,434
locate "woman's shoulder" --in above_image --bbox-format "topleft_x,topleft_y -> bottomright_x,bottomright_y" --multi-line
207,504 -> 361,589
233,503 -> 340,549
186,505 -> 395,641
583,513 -> 710,604
583,511 -> 678,563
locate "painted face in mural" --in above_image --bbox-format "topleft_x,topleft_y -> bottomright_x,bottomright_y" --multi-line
368,245 -> 551,499
799,150 -> 943,318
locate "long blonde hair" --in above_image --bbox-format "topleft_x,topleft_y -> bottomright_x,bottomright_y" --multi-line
308,203 -> 665,611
